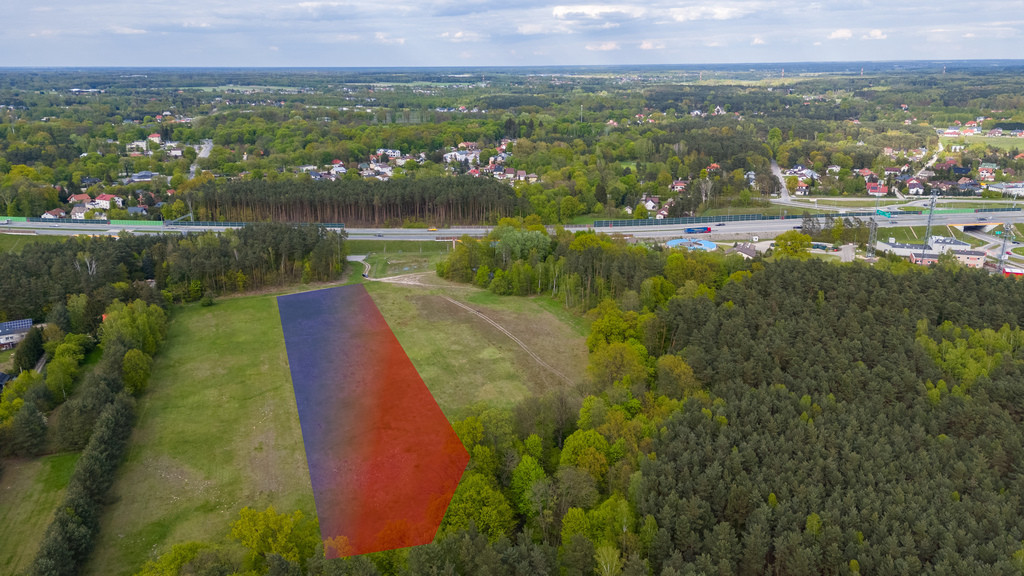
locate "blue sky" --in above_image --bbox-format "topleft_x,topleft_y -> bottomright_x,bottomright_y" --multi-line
4,0 -> 1023,67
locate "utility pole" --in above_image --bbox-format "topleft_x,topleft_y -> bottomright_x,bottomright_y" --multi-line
923,193 -> 938,249
867,218 -> 878,258
999,227 -> 1013,272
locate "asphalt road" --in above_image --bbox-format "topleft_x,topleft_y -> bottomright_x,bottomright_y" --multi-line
4,212 -> 1016,243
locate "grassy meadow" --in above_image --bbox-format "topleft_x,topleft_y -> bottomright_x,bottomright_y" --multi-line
0,233 -> 65,254
84,295 -> 316,576
85,254 -> 587,574
0,453 -> 81,573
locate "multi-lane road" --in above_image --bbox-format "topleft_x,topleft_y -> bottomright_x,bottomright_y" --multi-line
2,211 -> 1018,244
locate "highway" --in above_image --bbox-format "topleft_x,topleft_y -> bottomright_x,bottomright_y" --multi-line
3,211 -> 1020,244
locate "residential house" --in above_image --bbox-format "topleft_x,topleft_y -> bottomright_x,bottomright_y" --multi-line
979,163 -> 998,182
94,193 -> 122,210
671,180 -> 689,193
727,243 -> 758,260
906,178 -> 925,195
126,206 -> 148,216
69,193 -> 91,204
71,206 -> 89,220
794,181 -> 810,195
867,182 -> 889,197
41,208 -> 66,219
0,319 -> 33,351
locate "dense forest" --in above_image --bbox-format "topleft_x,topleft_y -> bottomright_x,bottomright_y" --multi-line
0,223 -> 347,322
190,176 -> 528,226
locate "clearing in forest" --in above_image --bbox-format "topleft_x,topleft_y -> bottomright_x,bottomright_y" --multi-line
87,266 -> 586,574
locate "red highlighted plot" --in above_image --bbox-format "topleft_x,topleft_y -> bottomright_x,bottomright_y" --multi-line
278,285 -> 469,557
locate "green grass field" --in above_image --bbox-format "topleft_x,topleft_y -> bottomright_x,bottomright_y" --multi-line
367,280 -> 588,417
0,452 -> 80,573
84,295 -> 316,576
0,233 -> 65,254
86,266 -> 587,573
879,226 -> 929,244
941,136 -> 1024,151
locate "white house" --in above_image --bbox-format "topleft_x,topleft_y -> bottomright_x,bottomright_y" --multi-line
94,194 -> 123,210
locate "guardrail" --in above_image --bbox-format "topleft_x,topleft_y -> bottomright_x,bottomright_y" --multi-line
166,221 -> 346,229
594,206 -> 1024,228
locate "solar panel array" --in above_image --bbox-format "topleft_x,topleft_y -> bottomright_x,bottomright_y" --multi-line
0,318 -> 32,336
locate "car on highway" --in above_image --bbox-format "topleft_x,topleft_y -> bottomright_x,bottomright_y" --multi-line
715,222 -> 726,226
793,225 -> 802,229
375,233 -> 384,237
427,227 -> 438,231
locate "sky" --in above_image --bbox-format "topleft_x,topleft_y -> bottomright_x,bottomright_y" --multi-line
3,0 -> 1023,67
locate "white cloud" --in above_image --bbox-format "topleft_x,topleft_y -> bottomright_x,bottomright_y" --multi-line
440,30 -> 486,42
516,21 -> 573,35
640,40 -> 664,50
752,36 -> 765,45
375,32 -> 405,45
269,46 -> 279,51
552,5 -> 646,19
963,32 -> 976,38
110,26 -> 146,35
586,41 -> 620,51
828,28 -> 853,40
668,4 -> 756,22
862,29 -> 887,40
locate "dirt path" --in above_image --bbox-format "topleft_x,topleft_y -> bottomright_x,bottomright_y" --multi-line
371,272 -> 575,385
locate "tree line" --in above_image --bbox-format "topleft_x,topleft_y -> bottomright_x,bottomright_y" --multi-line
188,176 -> 527,227
0,223 -> 347,323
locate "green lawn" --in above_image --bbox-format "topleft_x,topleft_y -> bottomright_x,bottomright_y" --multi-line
879,226 -> 930,244
0,348 -> 13,372
0,452 -> 81,573
84,295 -> 316,576
569,214 -> 599,226
0,233 -> 65,254
361,250 -> 448,278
